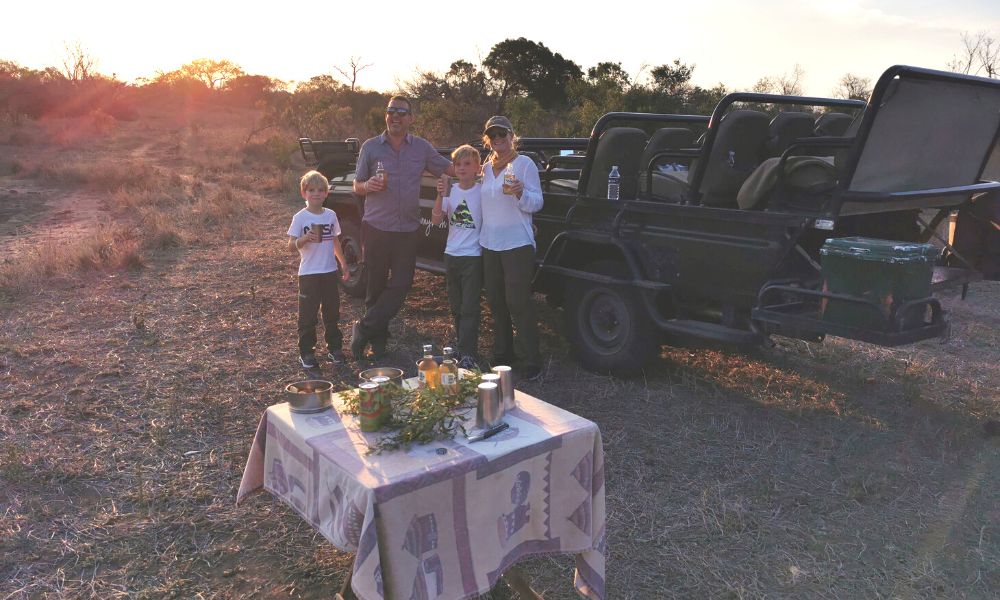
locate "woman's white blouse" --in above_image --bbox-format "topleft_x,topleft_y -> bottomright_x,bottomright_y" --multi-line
479,154 -> 543,251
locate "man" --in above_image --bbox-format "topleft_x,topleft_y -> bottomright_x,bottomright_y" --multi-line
351,96 -> 453,359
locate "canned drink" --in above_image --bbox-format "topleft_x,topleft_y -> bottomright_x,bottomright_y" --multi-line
441,175 -> 451,197
371,376 -> 394,426
358,382 -> 382,432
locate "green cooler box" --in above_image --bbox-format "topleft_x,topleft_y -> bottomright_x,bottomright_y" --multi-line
819,237 -> 938,331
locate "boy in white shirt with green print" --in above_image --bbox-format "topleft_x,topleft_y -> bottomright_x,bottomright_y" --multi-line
432,145 -> 484,370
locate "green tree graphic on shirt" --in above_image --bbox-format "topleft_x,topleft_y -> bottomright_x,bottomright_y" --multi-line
450,199 -> 476,229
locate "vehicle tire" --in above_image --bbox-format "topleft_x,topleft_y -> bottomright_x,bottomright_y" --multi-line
338,217 -> 367,298
564,260 -> 658,376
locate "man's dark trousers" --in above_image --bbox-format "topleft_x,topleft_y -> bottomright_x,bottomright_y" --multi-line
359,222 -> 419,341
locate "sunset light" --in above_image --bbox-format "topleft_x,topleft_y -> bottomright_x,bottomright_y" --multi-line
3,0 -> 998,94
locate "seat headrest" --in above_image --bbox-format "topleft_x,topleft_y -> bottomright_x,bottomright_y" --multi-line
814,112 -> 853,137
639,127 -> 696,171
764,111 -> 815,157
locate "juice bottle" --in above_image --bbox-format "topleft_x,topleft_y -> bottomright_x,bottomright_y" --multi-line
417,344 -> 439,390
440,357 -> 459,395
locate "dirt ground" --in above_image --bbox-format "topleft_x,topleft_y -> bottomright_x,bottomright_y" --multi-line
1,106 -> 998,600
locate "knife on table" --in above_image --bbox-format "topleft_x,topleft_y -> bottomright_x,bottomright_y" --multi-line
467,422 -> 509,443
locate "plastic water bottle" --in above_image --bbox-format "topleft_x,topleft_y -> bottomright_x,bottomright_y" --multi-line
607,165 -> 621,201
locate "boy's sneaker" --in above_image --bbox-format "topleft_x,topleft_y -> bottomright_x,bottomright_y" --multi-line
518,365 -> 543,382
458,355 -> 478,370
326,350 -> 346,364
299,353 -> 318,369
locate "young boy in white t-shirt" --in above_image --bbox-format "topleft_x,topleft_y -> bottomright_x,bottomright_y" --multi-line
432,145 -> 483,369
287,170 -> 349,369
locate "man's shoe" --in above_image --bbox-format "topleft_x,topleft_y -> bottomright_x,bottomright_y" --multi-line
370,335 -> 387,360
326,350 -> 346,364
350,322 -> 368,360
299,353 -> 318,369
518,365 -> 543,382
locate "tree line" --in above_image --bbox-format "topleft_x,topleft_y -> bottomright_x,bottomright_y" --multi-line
3,34 -> 998,145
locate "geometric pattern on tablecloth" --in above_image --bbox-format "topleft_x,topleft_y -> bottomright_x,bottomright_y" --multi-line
571,450 -> 593,491
568,497 -> 592,535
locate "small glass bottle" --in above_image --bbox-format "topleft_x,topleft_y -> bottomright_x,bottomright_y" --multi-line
607,165 -> 621,201
375,160 -> 386,186
502,163 -> 516,195
440,346 -> 458,393
417,344 -> 439,390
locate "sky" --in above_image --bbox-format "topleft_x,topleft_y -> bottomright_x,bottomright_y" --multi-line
3,0 -> 999,97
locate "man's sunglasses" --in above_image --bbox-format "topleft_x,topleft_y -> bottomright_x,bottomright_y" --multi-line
486,128 -> 509,140
385,107 -> 411,116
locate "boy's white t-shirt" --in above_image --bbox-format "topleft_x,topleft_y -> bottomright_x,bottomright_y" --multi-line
287,208 -> 342,276
441,182 -> 482,257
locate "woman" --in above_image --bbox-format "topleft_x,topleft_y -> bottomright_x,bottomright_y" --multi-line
479,115 -> 544,381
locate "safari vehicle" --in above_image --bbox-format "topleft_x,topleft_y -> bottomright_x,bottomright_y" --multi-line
302,65 -> 1000,374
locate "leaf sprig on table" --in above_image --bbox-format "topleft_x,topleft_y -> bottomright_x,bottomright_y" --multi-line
338,371 -> 484,454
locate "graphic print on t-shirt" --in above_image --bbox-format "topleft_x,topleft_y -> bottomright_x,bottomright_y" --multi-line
304,223 -> 332,240
449,199 -> 476,229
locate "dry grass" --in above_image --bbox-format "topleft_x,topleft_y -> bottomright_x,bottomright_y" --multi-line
1,106 -> 997,600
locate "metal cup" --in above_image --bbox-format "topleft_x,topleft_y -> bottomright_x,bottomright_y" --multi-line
477,382 -> 501,429
491,365 -> 516,411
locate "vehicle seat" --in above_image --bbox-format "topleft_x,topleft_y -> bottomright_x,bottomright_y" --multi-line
639,127 -> 696,172
637,127 -> 696,196
695,110 -> 771,207
763,112 -> 815,157
584,127 -> 648,200
647,110 -> 769,206
814,112 -> 853,137
736,156 -> 836,210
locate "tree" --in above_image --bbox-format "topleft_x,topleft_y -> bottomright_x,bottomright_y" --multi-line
177,59 -> 245,90
753,64 -> 805,96
224,74 -> 284,106
400,60 -> 495,144
833,73 -> 872,101
587,62 -> 631,89
949,31 -> 999,78
334,56 -> 373,92
62,41 -> 97,82
649,60 -> 694,96
483,38 -> 582,111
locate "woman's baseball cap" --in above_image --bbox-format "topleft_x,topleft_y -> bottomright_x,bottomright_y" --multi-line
483,115 -> 514,134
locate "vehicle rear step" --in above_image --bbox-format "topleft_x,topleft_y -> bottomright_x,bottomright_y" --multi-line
752,284 -> 948,346
655,319 -> 762,345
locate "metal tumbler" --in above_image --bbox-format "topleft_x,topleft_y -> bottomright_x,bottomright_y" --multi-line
477,382 -> 502,429
491,365 -> 516,411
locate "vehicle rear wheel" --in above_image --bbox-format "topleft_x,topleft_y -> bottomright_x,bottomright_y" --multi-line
338,218 -> 366,298
564,260 -> 658,376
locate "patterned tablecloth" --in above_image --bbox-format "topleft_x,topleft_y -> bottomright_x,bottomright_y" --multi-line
237,385 -> 606,600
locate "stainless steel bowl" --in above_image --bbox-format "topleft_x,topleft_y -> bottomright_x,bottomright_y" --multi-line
284,380 -> 334,413
358,367 -> 405,389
